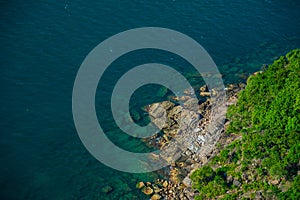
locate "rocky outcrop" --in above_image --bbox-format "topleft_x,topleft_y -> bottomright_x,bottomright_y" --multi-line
137,84 -> 243,199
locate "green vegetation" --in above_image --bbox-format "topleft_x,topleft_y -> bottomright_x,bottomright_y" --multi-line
191,49 -> 300,199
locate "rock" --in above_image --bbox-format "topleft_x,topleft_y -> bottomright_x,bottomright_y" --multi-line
101,185 -> 113,193
182,176 -> 192,187
253,71 -> 263,76
200,91 -> 210,97
233,179 -> 242,187
180,96 -> 191,102
242,172 -> 248,180
200,85 -> 209,92
159,142 -> 181,164
151,194 -> 161,200
153,185 -> 161,193
226,175 -> 233,183
211,88 -> 218,96
162,180 -> 168,188
185,150 -> 192,156
148,103 -> 166,118
161,101 -> 175,110
170,168 -> 185,184
152,118 -> 167,130
177,162 -> 185,167
142,186 -> 154,195
168,106 -> 182,121
197,135 -> 205,142
146,182 -> 152,186
148,101 -> 175,129
255,191 -> 263,199
271,179 -> 280,185
184,87 -> 195,95
149,153 -> 160,160
136,181 -> 145,189
183,98 -> 198,111
180,109 -> 199,127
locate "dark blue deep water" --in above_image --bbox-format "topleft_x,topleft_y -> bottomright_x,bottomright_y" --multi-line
1,0 -> 300,199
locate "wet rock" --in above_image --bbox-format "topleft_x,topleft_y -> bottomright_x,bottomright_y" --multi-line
136,182 -> 145,189
146,182 -> 152,186
184,87 -> 195,96
151,193 -> 162,200
162,180 -> 168,188
200,91 -> 210,97
142,186 -> 154,195
171,95 -> 191,102
153,185 -> 161,193
200,85 -> 208,92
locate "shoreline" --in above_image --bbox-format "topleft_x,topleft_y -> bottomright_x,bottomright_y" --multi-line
137,83 -> 245,199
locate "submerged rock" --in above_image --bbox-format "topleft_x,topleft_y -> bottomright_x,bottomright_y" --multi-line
101,185 -> 113,193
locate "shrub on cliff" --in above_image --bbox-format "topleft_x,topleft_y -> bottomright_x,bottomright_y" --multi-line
192,49 -> 300,199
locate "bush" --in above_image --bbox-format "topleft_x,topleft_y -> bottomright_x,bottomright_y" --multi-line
192,49 -> 300,199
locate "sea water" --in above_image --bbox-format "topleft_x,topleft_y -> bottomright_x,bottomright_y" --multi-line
1,0 -> 300,199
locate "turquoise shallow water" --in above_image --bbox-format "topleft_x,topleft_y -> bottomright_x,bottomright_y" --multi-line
1,0 -> 300,199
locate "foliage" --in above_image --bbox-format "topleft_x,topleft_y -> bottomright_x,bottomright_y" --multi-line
191,49 -> 300,199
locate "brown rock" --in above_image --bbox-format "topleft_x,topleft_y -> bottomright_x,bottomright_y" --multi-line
153,185 -> 161,193
161,101 -> 175,110
146,182 -> 152,186
142,186 -> 154,195
200,91 -> 210,97
148,103 -> 166,119
162,180 -> 168,188
180,96 -> 191,101
136,182 -> 145,189
200,85 -> 208,92
151,194 -> 161,200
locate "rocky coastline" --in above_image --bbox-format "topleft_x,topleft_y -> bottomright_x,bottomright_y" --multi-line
136,83 -> 245,199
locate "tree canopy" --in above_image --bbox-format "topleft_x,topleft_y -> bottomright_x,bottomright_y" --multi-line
191,49 -> 300,199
